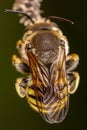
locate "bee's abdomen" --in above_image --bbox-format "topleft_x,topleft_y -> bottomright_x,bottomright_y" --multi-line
26,85 -> 69,123
26,85 -> 44,112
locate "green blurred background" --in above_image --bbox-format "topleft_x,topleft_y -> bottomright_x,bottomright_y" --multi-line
0,0 -> 87,129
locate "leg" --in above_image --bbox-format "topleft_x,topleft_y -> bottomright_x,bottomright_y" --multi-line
15,74 -> 33,98
66,53 -> 79,72
67,72 -> 80,94
12,55 -> 30,74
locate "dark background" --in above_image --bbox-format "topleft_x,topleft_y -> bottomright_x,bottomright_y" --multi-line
0,0 -> 86,129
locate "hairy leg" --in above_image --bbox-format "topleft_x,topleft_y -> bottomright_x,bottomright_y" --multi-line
12,55 -> 30,74
66,53 -> 79,72
67,72 -> 80,94
15,74 -> 33,98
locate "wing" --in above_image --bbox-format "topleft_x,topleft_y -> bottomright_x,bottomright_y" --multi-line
27,47 -> 69,124
41,46 -> 69,123
26,51 -> 49,113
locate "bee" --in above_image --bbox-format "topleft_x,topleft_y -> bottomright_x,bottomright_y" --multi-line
4,9 -> 80,123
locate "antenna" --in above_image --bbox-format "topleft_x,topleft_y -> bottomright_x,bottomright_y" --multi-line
46,16 -> 74,24
4,9 -> 35,24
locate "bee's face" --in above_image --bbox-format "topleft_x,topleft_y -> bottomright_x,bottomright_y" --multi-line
24,22 -> 68,63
